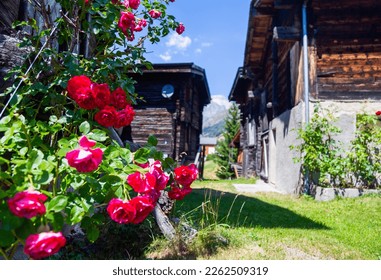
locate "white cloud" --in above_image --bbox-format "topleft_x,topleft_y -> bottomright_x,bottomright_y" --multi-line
195,48 -> 202,54
159,51 -> 172,62
165,33 -> 192,50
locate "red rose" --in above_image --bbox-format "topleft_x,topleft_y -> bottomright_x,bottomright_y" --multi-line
149,160 -> 169,191
168,185 -> 192,201
75,87 -> 98,110
7,190 -> 47,219
127,171 -> 156,193
110,87 -> 129,109
176,23 -> 185,35
66,136 -> 103,173
137,162 -> 149,169
129,196 -> 155,224
124,0 -> 140,10
134,18 -> 147,32
174,164 -> 198,187
24,231 -> 66,259
148,9 -> 162,19
91,83 -> 111,109
114,105 -> 135,128
66,75 -> 92,101
145,189 -> 160,204
376,111 -> 381,116
107,198 -> 136,224
118,11 -> 136,38
95,105 -> 117,127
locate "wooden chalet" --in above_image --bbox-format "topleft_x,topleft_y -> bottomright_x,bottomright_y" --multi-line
230,0 -> 381,193
126,63 -> 211,164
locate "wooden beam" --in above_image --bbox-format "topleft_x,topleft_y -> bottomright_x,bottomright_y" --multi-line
273,26 -> 300,42
272,40 -> 279,117
274,0 -> 295,9
0,0 -> 21,29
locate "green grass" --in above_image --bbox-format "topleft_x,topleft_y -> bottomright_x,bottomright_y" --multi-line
55,159 -> 381,260
146,180 -> 381,260
202,158 -> 219,180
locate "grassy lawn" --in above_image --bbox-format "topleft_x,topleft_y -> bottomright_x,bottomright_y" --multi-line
55,160 -> 381,260
146,160 -> 381,260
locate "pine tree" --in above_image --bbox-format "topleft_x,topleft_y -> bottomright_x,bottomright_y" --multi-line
213,102 -> 240,179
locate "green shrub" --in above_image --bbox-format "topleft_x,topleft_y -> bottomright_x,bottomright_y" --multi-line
291,106 -> 381,190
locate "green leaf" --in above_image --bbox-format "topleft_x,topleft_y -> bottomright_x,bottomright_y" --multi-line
46,212 -> 65,232
0,229 -> 16,247
133,148 -> 150,164
99,175 -> 123,187
114,186 -> 123,198
147,135 -> 158,146
70,205 -> 85,224
14,219 -> 35,239
120,148 -> 133,163
0,116 -> 11,125
81,217 -> 100,243
35,170 -> 54,185
86,224 -> 99,243
47,195 -> 68,213
0,203 -> 23,231
19,147 -> 28,157
88,129 -> 108,141
28,149 -> 44,170
79,121 -> 91,135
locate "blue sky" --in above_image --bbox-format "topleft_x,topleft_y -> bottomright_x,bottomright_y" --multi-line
144,0 -> 251,99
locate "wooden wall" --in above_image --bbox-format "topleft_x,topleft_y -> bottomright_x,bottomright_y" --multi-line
312,0 -> 381,100
316,52 -> 381,100
131,107 -> 175,158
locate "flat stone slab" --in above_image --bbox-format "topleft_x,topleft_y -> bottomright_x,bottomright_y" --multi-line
234,180 -> 285,194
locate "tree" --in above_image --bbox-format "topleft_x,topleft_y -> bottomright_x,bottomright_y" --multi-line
213,102 -> 240,179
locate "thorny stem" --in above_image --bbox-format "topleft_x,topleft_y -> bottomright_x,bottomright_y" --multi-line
0,247 -> 9,260
52,158 -> 62,197
21,123 -> 32,151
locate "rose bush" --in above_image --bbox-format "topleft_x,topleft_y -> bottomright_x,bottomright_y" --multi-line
0,0 -> 195,260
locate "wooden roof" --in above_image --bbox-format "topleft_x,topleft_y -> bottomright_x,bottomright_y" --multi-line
230,0 -> 381,101
244,0 -> 381,70
244,0 -> 274,75
132,63 -> 211,106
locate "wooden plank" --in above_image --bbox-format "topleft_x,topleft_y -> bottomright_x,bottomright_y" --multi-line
319,52 -> 381,61
0,0 -> 21,30
274,0 -> 294,9
313,0 -> 381,10
318,91 -> 381,101
273,26 -> 300,42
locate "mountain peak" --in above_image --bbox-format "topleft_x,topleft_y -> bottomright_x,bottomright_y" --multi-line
202,95 -> 231,137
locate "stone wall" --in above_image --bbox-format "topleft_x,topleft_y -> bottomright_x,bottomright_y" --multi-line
268,101 -> 304,194
315,187 -> 381,201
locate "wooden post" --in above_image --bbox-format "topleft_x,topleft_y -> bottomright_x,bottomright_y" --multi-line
272,39 -> 279,117
200,145 -> 206,180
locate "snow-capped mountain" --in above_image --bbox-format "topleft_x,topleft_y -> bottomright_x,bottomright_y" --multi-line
202,95 -> 231,137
